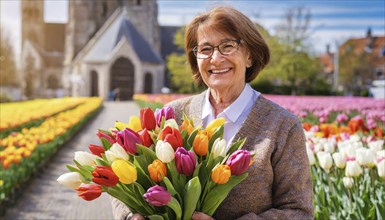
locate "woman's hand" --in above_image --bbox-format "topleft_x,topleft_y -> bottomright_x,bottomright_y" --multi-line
192,212 -> 214,220
126,213 -> 145,220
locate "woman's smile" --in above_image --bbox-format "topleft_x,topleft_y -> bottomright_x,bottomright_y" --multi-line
209,68 -> 232,74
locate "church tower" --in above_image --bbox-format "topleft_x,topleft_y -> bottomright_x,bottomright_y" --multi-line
21,0 -> 45,48
64,0 -> 120,66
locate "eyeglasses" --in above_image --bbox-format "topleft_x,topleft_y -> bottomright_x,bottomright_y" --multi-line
192,39 -> 241,59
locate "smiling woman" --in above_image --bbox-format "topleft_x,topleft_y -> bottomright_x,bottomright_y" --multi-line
112,5 -> 314,220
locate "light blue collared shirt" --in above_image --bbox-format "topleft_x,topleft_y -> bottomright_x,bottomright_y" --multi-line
202,84 -> 259,150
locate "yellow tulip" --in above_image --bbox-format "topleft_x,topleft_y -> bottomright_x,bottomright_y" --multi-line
115,121 -> 130,131
205,118 -> 225,139
193,131 -> 209,156
128,116 -> 142,132
111,160 -> 137,184
211,164 -> 231,184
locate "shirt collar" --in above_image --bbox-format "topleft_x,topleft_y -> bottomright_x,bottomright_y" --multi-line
202,84 -> 255,123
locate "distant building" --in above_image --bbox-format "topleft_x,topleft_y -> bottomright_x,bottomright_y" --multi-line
20,0 -> 182,100
318,29 -> 385,96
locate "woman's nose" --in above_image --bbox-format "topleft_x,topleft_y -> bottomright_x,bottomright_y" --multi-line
210,49 -> 224,64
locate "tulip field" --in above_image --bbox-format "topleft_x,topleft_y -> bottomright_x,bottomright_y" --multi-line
134,94 -> 385,219
0,97 -> 102,214
0,94 -> 384,219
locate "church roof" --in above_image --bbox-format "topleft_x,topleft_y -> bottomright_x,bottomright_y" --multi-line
83,12 -> 163,64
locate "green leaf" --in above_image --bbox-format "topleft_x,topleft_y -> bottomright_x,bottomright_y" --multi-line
226,138 -> 246,157
183,177 -> 201,220
187,128 -> 199,149
147,215 -> 165,220
201,173 -> 248,216
66,164 -> 79,173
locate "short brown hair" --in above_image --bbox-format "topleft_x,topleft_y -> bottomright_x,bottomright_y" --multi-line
185,6 -> 270,85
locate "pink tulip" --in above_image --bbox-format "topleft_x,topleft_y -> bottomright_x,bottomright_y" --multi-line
155,107 -> 175,126
116,128 -> 142,155
144,185 -> 171,206
175,147 -> 196,176
226,150 -> 251,176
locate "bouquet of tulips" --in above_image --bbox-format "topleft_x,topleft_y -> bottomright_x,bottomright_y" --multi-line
57,106 -> 253,219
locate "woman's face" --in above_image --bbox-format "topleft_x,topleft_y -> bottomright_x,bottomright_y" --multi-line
196,28 -> 252,92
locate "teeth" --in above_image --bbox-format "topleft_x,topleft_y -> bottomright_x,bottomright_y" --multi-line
211,68 -> 230,74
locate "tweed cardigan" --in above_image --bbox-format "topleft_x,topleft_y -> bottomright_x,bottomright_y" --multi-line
111,92 -> 314,220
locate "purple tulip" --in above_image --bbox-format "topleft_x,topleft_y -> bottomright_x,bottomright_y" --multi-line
115,128 -> 141,155
226,150 -> 251,176
155,107 -> 175,126
175,147 -> 196,176
144,185 -> 171,206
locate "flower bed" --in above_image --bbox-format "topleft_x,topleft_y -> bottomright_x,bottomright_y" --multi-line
0,97 -> 88,138
0,97 -> 102,215
134,94 -> 385,219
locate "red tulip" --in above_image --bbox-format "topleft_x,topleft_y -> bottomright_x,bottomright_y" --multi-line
140,108 -> 157,130
88,144 -> 105,157
96,130 -> 116,144
158,126 -> 183,150
138,128 -> 153,147
92,166 -> 119,187
76,183 -> 102,201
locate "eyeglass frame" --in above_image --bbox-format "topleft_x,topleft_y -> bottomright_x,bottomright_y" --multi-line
192,39 -> 241,59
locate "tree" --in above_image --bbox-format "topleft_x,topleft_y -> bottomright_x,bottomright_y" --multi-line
0,27 -> 18,86
166,27 -> 204,93
255,7 -> 323,95
339,41 -> 374,96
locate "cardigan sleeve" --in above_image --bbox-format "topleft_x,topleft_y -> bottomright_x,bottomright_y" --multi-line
110,196 -> 131,220
238,121 -> 314,220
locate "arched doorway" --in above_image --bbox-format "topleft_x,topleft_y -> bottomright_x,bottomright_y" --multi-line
47,75 -> 59,89
90,70 -> 99,96
144,72 -> 153,93
110,57 -> 135,100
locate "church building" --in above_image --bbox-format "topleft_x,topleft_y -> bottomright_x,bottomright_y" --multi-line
20,0 -> 167,100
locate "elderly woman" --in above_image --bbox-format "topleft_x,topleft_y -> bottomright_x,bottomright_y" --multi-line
112,6 -> 313,220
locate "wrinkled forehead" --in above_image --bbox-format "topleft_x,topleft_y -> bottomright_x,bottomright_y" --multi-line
196,22 -> 237,44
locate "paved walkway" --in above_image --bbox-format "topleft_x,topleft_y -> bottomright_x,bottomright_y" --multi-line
2,101 -> 141,220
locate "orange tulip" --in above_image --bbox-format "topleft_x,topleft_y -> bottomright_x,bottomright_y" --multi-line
211,164 -> 231,184
148,159 -> 167,182
180,117 -> 194,135
193,131 -> 209,156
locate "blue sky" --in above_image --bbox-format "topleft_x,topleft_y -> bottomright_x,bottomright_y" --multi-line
1,0 -> 384,57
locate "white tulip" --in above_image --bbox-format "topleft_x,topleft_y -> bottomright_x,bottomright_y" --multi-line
356,148 -> 375,168
57,172 -> 83,190
349,134 -> 361,142
376,159 -> 385,179
317,152 -> 333,173
105,143 -> 129,162
368,140 -> 384,153
212,138 -> 227,159
345,160 -> 363,177
306,146 -> 316,165
342,177 -> 354,189
323,140 -> 336,154
155,140 -> 175,163
332,152 -> 346,169
74,151 -> 97,166
164,119 -> 179,129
